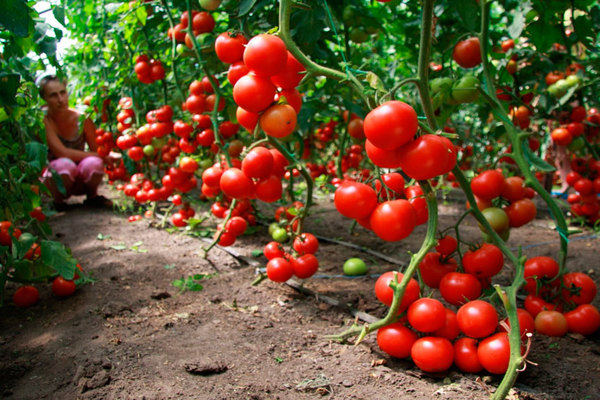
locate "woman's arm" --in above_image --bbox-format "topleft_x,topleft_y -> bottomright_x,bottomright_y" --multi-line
44,116 -> 99,162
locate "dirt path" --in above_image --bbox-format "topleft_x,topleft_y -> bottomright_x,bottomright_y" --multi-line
1,196 -> 599,399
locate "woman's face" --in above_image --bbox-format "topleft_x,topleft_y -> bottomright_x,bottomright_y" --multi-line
42,80 -> 69,111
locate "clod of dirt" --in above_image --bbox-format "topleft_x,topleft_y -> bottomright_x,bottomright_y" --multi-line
183,361 -> 228,376
81,370 -> 111,392
150,291 -> 171,300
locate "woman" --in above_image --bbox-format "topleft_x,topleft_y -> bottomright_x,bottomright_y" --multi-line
39,74 -> 113,210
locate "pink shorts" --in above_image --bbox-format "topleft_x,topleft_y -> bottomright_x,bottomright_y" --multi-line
42,156 -> 104,183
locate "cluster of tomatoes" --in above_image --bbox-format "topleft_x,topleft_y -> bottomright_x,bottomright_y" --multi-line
551,106 -> 596,148
363,101 -> 456,181
167,9 -> 215,49
333,174 -> 428,242
376,235 -> 599,374
469,169 -> 537,240
545,63 -> 584,98
134,55 -> 165,84
263,230 -> 320,282
522,256 -> 599,336
565,156 -> 600,224
3,219 -> 81,307
219,33 -> 303,137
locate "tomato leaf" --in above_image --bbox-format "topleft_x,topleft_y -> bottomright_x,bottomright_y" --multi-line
40,240 -> 77,280
238,0 -> 258,16
0,0 -> 34,37
573,15 -> 597,52
25,142 -> 47,171
523,142 -> 556,172
526,19 -> 563,52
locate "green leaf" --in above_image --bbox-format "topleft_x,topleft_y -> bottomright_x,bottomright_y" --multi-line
135,5 -> 147,26
365,72 -> 386,93
164,264 -> 176,269
526,19 -> 563,52
0,73 -> 21,106
49,168 -> 67,195
251,249 -> 263,257
109,243 -> 127,250
40,240 -> 77,279
52,6 -> 66,26
25,142 -> 47,171
573,15 -> 597,52
450,0 -> 480,32
14,232 -> 36,260
523,142 -> 556,172
0,0 -> 34,37
238,0 -> 257,16
97,233 -> 111,240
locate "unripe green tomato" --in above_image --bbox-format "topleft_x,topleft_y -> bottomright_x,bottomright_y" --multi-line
565,74 -> 581,87
343,258 -> 368,276
547,83 -> 559,97
479,207 -> 510,234
199,0 -> 221,11
450,75 -> 480,104
482,227 -> 510,243
272,227 -> 289,243
430,77 -> 453,95
143,144 -> 155,156
152,137 -> 168,148
176,44 -> 187,55
554,79 -> 570,95
198,158 -> 213,170
268,222 -> 280,236
568,136 -> 585,151
349,27 -> 369,43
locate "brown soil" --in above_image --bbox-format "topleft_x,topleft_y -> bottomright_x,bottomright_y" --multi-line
1,189 -> 600,400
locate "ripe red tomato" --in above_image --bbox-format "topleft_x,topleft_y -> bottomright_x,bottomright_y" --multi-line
564,304 -> 600,335
270,51 -> 305,89
462,243 -> 504,279
374,172 -> 405,200
217,231 -> 236,247
171,212 -> 187,227
192,11 -> 215,33
291,254 -> 319,279
453,337 -> 483,373
505,198 -> 537,228
411,336 -> 454,373
457,300 -> 498,338
551,127 -> 572,146
523,256 -> 559,294
501,176 -> 526,201
470,169 -> 505,200
334,181 -> 378,220
219,168 -> 255,200
259,104 -> 297,138
13,286 -> 39,307
374,271 -> 420,311
264,241 -> 285,260
364,101 -> 417,150
398,134 -> 456,180
233,73 -> 276,113
215,32 -> 248,64
500,308 -> 535,338
52,277 -> 77,297
418,252 -> 457,288
376,322 -> 417,359
29,206 -> 46,222
524,294 -> 559,317
369,200 -> 416,242
433,308 -> 460,341
439,272 -> 482,306
242,146 -> 273,180
347,118 -> 365,140
255,174 -> 283,203
243,34 -> 288,77
561,272 -> 597,305
266,257 -> 293,282
477,332 -> 511,374
225,216 -> 247,236
435,235 -> 457,256
364,139 -> 403,168
407,298 -> 447,333
292,233 -> 319,255
534,310 -> 568,337
453,37 -> 482,68
500,38 -> 515,52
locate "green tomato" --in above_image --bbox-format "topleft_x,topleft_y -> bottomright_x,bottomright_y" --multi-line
198,158 -> 213,170
199,0 -> 221,11
271,227 -> 289,243
479,207 -> 510,234
482,227 -> 510,243
430,77 -> 453,95
152,137 -> 168,148
349,27 -> 369,43
143,144 -> 155,156
554,79 -> 570,96
547,83 -> 559,97
450,75 -> 480,104
568,136 -> 585,152
268,222 -> 280,236
343,258 -> 368,276
565,74 -> 581,87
